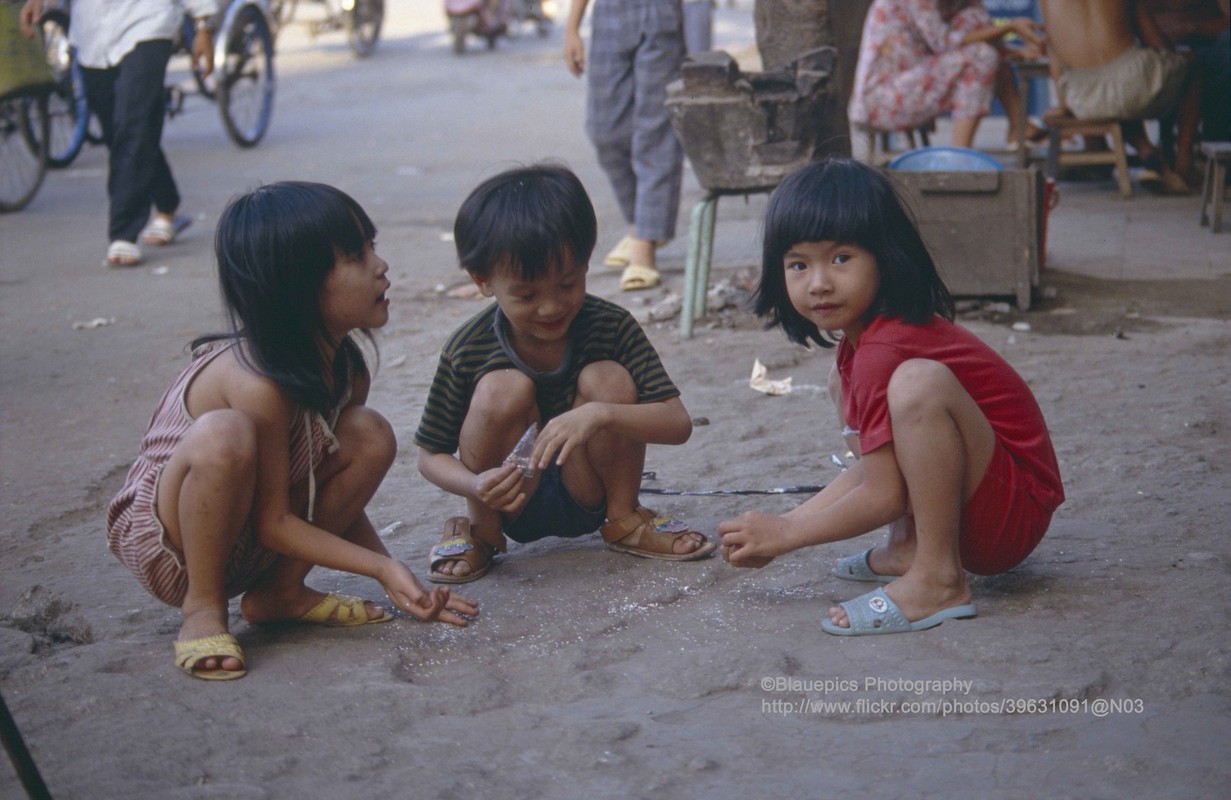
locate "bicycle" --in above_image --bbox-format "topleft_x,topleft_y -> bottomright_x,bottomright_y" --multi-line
34,0 -> 276,171
268,0 -> 384,58
1,0 -> 54,212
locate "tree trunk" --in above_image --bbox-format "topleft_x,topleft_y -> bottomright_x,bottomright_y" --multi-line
755,0 -> 869,112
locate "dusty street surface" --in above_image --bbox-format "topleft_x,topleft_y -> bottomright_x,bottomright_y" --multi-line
2,3 -> 1230,798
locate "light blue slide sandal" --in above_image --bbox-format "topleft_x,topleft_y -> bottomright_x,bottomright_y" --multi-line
821,587 -> 977,636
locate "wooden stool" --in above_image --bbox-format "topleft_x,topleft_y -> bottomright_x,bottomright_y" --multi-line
1198,141 -> 1231,233
1045,117 -> 1132,198
860,122 -> 935,165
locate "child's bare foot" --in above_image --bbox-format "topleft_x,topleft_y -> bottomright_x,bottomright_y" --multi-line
865,543 -> 913,578
239,587 -> 390,625
826,570 -> 971,631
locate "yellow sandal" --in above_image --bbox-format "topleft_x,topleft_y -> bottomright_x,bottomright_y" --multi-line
295,593 -> 394,626
620,263 -> 661,291
173,633 -> 247,681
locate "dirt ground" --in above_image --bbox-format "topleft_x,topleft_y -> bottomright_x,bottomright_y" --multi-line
3,4 -> 1230,799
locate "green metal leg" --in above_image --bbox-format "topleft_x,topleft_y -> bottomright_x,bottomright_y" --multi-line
681,193 -> 718,339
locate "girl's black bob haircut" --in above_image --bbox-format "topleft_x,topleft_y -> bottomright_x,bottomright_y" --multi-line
753,158 -> 954,348
198,181 -> 377,414
454,162 -> 597,281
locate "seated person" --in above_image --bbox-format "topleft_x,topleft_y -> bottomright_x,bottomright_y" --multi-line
849,0 -> 1045,149
1141,0 -> 1230,142
1041,0 -> 1202,192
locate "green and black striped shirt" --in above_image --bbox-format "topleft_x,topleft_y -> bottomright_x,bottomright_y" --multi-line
414,295 -> 679,454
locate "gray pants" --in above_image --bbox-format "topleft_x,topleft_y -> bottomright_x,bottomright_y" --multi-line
585,0 -> 685,243
683,0 -> 712,55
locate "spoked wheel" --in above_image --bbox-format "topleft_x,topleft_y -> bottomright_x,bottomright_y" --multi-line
347,0 -> 383,57
217,6 -> 275,148
0,94 -> 50,213
39,11 -> 89,168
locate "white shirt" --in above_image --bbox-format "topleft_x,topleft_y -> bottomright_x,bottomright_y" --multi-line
69,0 -> 220,69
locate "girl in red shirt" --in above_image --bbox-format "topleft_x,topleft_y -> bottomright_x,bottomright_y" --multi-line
719,159 -> 1063,636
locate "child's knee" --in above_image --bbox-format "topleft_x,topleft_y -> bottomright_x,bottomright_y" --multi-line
337,406 -> 397,469
576,361 -> 636,404
887,359 -> 954,415
963,41 -> 1000,76
471,369 -> 537,423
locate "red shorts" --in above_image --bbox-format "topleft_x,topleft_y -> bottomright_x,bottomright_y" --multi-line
958,440 -> 1055,575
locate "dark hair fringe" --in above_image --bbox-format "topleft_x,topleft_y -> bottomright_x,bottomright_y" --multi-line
454,162 -> 597,280
752,158 -> 953,348
194,181 -> 377,413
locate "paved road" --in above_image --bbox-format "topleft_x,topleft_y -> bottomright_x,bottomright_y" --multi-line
0,1 -> 710,534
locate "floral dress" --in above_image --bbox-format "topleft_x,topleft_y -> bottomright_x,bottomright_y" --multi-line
848,0 -> 1001,131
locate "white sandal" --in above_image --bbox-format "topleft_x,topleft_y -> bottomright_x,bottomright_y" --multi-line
105,240 -> 143,267
140,214 -> 192,246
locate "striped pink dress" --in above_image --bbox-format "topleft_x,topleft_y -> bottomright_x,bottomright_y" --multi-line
106,341 -> 343,607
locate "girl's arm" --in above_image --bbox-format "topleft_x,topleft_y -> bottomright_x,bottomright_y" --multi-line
719,445 -> 907,566
233,377 -> 472,623
530,395 -> 692,471
233,378 -> 389,575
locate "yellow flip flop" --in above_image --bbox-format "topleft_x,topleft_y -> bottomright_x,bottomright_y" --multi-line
295,592 -> 394,626
620,263 -> 661,291
173,633 -> 247,681
604,236 -> 671,269
603,234 -> 636,268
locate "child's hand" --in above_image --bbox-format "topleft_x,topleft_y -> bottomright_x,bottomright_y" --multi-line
718,511 -> 791,568
473,463 -> 528,514
532,405 -> 604,469
382,560 -> 479,626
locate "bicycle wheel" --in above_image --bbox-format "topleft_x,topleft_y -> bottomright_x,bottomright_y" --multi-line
0,94 -> 50,213
216,5 -> 275,148
39,11 -> 89,168
347,0 -> 383,57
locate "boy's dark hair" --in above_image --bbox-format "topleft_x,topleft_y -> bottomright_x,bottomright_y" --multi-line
454,163 -> 597,280
198,181 -> 376,413
753,158 -> 954,348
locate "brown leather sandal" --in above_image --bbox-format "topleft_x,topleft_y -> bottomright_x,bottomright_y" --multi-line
428,517 -> 505,584
600,507 -> 716,561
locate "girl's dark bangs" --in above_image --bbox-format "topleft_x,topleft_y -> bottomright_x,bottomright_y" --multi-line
773,178 -> 872,253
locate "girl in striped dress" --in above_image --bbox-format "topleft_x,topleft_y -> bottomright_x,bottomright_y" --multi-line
106,182 -> 477,680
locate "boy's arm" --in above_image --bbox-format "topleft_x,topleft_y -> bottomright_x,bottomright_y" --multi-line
531,395 -> 692,470
417,447 -> 528,515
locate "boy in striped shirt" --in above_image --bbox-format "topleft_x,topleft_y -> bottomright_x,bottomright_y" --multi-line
415,164 -> 716,583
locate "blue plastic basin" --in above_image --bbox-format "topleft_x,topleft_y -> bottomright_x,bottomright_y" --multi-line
887,146 -> 1005,171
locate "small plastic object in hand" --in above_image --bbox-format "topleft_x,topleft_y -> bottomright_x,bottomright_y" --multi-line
503,422 -> 538,478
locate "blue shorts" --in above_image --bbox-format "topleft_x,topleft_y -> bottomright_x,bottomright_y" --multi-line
502,462 -> 607,544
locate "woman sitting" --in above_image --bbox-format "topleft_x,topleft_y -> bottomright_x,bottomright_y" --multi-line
849,0 -> 1045,149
